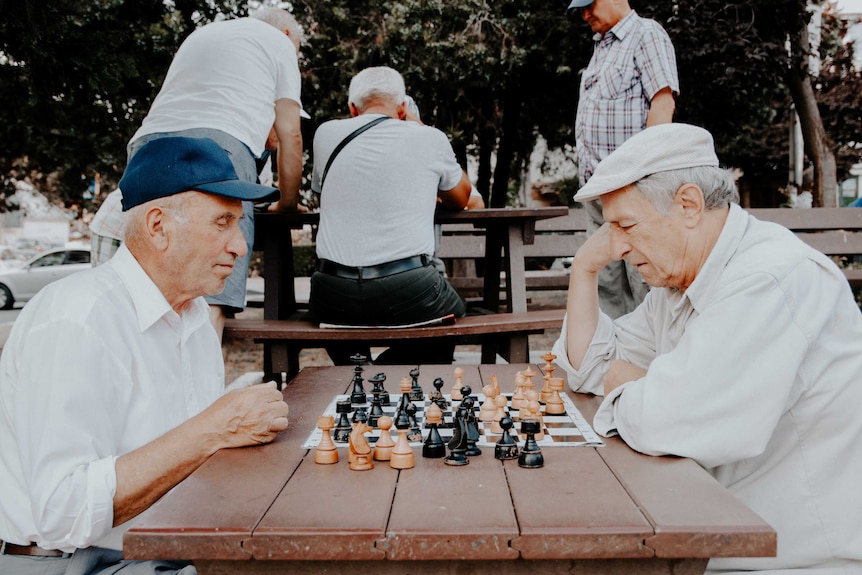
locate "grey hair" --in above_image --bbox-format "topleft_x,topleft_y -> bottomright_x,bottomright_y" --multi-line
348,67 -> 406,112
632,166 -> 739,215
250,7 -> 304,46
123,193 -> 190,245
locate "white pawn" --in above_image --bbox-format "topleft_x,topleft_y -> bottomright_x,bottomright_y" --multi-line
450,367 -> 464,400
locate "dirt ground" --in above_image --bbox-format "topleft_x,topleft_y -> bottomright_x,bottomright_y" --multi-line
223,292 -> 566,386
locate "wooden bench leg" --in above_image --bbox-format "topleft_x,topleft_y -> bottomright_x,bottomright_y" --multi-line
262,342 -> 301,389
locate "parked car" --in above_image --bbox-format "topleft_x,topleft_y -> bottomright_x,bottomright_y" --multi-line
0,248 -> 91,310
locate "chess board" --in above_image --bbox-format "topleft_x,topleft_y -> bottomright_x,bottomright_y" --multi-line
302,392 -> 605,449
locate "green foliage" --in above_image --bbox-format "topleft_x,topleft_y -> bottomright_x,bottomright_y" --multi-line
1,0 -> 860,213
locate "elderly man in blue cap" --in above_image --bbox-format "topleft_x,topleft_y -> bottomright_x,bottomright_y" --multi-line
567,0 -> 679,319
553,123 -> 862,573
0,137 -> 290,574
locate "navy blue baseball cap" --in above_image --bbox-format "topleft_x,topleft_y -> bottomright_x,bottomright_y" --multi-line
119,136 -> 280,211
567,0 -> 594,14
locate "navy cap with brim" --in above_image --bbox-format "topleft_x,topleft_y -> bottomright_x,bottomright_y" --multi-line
567,0 -> 595,13
119,136 -> 280,211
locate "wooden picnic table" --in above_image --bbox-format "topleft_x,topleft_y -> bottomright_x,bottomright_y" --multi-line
124,364 -> 776,574
253,206 -> 570,319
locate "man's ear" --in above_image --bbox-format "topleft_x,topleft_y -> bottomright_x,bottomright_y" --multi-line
348,103 -> 360,118
396,102 -> 407,120
145,206 -> 170,250
674,183 -> 705,228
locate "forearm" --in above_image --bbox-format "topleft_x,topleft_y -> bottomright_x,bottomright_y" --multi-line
564,263 -> 601,369
645,87 -> 675,127
275,130 -> 302,211
112,416 -> 219,526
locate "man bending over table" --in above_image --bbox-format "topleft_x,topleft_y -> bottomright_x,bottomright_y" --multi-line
0,137 -> 289,574
552,123 -> 862,573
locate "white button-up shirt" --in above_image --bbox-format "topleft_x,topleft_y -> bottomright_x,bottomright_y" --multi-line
0,245 -> 223,552
553,204 -> 862,573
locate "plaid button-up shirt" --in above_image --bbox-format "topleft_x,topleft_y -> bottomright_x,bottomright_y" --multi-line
576,11 -> 679,184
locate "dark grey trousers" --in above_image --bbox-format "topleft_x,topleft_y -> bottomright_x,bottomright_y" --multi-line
0,546 -> 194,574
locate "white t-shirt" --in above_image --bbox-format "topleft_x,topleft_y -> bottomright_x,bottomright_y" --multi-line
312,115 -> 464,267
131,18 -> 302,157
0,245 -> 222,551
553,204 -> 862,572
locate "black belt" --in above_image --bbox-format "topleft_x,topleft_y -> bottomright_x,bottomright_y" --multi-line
317,255 -> 431,280
0,540 -> 71,558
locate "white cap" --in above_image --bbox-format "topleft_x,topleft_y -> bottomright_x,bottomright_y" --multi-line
574,124 -> 720,202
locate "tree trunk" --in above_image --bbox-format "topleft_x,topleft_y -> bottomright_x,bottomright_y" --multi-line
785,16 -> 839,207
490,85 -> 524,208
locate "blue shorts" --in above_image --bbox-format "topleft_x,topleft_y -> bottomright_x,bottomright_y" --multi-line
129,128 -> 259,312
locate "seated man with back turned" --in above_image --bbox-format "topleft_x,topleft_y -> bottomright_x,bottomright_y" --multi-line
308,66 -> 472,365
0,137 -> 289,575
551,123 -> 862,573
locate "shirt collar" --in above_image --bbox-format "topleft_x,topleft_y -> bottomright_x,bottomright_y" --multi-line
109,244 -> 210,334
681,203 -> 748,313
595,10 -> 639,43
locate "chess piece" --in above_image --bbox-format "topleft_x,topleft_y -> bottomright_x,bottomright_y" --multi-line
460,393 -> 481,457
405,401 -> 423,442
518,419 -> 544,468
490,393 -> 508,434
430,377 -> 448,410
510,372 -> 527,411
408,367 -> 424,401
314,415 -> 339,464
422,403 -> 446,458
494,416 -> 519,460
444,404 -> 470,466
544,377 -> 567,416
540,352 -> 556,404
520,367 -> 537,405
368,372 -> 390,406
390,412 -> 415,469
478,382 -> 498,422
349,357 -> 368,405
333,400 -> 352,443
348,411 -> 374,471
395,376 -> 412,421
368,391 -> 385,428
373,415 -> 396,461
522,389 -> 545,441
450,367 -> 464,400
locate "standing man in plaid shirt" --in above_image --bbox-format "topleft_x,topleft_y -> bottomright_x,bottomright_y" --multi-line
568,0 -> 679,318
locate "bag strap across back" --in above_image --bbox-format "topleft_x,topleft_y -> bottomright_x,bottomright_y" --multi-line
319,116 -> 391,190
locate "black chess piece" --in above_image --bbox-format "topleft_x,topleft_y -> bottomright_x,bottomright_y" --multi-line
405,402 -> 422,442
350,356 -> 368,404
422,417 -> 446,459
394,397 -> 412,431
408,367 -> 424,401
518,419 -> 544,468
494,416 -> 519,460
368,392 -> 384,427
431,377 -> 448,409
461,395 -> 481,457
368,372 -> 390,405
444,408 -> 470,466
333,400 -> 352,443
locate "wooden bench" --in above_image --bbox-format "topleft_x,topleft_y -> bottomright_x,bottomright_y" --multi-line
225,309 -> 565,382
437,206 -> 862,295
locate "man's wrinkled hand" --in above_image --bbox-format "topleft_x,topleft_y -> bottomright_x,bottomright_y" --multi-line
207,381 -> 289,449
572,222 -> 616,275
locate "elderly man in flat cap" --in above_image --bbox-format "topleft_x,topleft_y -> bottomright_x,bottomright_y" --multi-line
0,137 -> 289,574
553,123 -> 862,573
567,0 -> 679,319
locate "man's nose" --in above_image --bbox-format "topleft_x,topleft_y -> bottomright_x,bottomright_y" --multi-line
228,225 -> 248,258
609,227 -> 631,259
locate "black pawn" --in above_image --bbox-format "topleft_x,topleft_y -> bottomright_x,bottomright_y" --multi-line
394,397 -> 412,430
333,400 -> 352,443
444,410 -> 470,466
408,367 -> 424,401
368,393 -> 384,427
368,372 -> 390,405
422,421 -> 446,459
461,395 -> 481,457
431,377 -> 448,409
405,402 -> 422,442
494,416 -> 519,460
518,419 -> 544,468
